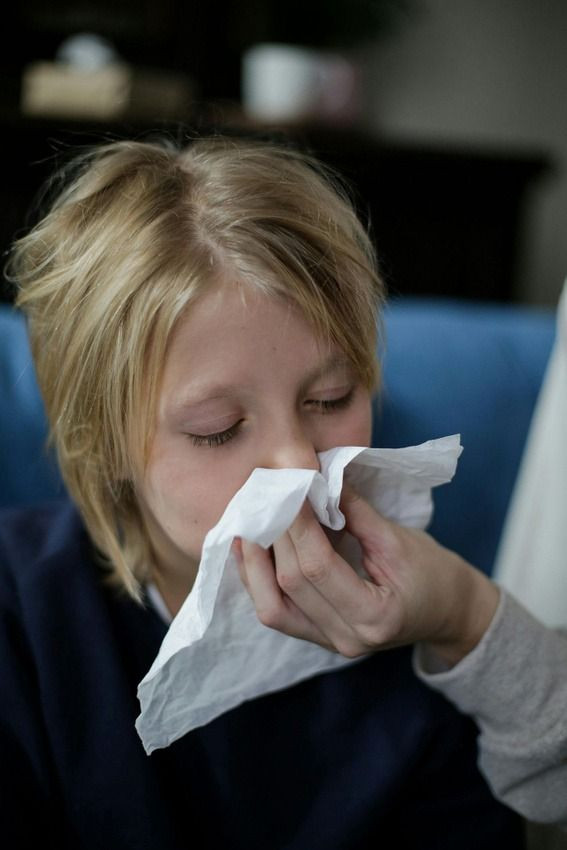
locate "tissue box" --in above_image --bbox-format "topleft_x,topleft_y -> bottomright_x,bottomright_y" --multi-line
21,62 -> 194,120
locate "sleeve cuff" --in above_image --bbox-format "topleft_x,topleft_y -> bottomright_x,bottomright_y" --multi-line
413,589 -> 567,733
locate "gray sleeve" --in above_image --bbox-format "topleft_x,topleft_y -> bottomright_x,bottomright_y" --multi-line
413,591 -> 567,828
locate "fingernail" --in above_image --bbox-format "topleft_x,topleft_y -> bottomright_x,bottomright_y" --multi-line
231,537 -> 243,564
341,481 -> 359,502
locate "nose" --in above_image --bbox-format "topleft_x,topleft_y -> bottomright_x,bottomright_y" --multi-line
261,422 -> 320,472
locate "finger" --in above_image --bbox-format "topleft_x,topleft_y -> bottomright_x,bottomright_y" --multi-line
231,537 -> 246,587
340,482 -> 396,548
239,539 -> 278,611
273,530 -> 351,643
286,501 -> 389,625
240,538 -> 334,649
340,486 -> 408,592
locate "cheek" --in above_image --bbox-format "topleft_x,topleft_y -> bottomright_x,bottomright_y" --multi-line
142,443 -> 248,550
351,399 -> 373,445
318,393 -> 372,450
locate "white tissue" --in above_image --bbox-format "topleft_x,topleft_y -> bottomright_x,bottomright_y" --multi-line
136,435 -> 462,753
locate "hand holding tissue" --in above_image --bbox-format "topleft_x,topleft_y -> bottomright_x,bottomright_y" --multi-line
136,435 -> 462,753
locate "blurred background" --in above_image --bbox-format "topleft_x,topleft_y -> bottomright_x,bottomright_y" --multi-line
1,0 -> 566,307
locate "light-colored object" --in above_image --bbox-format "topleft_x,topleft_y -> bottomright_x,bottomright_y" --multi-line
242,43 -> 358,123
56,32 -> 119,71
136,435 -> 462,753
495,281 -> 567,627
414,592 -> 567,829
21,62 -> 193,121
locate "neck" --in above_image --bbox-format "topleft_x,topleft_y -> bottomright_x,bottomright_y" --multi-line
151,560 -> 198,618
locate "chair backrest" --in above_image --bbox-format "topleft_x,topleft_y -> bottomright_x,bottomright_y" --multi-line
0,306 -> 64,507
1,299 -> 555,575
374,297 -> 555,574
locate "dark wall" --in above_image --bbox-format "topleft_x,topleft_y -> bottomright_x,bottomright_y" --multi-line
3,1 -> 242,106
0,120 -> 549,303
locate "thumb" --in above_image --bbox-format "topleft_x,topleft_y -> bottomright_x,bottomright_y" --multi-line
340,481 -> 392,542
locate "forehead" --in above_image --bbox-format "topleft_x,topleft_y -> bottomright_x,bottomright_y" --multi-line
159,280 -> 348,400
168,281 -> 321,359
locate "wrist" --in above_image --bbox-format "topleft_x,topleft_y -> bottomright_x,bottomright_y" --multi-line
424,560 -> 500,668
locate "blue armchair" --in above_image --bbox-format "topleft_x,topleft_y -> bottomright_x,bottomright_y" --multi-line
0,298 -> 555,576
0,306 -> 65,508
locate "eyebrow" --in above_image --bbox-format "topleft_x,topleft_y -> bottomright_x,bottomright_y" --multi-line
169,353 -> 354,415
298,353 -> 353,393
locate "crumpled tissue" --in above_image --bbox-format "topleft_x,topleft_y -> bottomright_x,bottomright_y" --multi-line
136,435 -> 462,753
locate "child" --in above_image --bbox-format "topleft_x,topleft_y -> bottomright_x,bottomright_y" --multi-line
1,136 -> 523,847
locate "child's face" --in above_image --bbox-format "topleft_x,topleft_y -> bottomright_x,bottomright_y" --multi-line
138,278 -> 372,596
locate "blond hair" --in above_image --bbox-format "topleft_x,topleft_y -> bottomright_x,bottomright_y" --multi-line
8,135 -> 385,599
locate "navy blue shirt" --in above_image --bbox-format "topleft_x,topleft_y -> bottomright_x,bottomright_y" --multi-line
0,501 -> 523,848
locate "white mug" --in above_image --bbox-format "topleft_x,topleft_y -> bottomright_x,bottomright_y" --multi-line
241,43 -> 358,123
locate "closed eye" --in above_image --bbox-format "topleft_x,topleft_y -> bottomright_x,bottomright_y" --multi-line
305,387 -> 355,413
187,388 -> 355,447
187,420 -> 243,447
